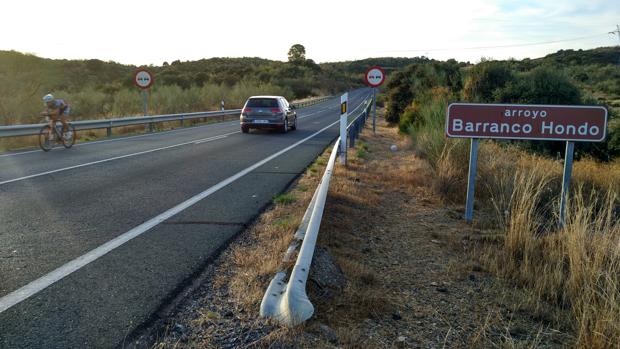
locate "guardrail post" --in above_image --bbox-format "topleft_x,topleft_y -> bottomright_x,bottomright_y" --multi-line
180,117 -> 184,128
107,121 -> 112,137
350,128 -> 356,148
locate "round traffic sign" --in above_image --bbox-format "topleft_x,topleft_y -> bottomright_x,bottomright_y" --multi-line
365,66 -> 385,87
134,69 -> 154,89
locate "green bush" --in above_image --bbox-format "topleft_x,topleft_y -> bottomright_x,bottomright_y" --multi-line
462,60 -> 514,102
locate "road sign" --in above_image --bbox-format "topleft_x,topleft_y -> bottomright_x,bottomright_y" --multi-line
446,103 -> 608,142
446,102 -> 609,227
134,69 -> 154,89
365,66 -> 385,88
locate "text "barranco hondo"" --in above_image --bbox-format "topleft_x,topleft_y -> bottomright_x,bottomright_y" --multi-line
446,103 -> 608,142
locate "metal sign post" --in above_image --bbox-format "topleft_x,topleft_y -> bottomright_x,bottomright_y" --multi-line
559,141 -> 574,227
364,66 -> 385,135
464,138 -> 479,223
134,69 -> 154,131
142,90 -> 149,116
339,93 -> 348,165
446,102 -> 608,225
372,88 -> 377,134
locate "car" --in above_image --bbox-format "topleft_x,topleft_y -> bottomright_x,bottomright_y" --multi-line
240,96 -> 297,133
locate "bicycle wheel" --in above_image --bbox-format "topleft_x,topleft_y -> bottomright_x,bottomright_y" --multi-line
62,124 -> 76,149
38,125 -> 53,152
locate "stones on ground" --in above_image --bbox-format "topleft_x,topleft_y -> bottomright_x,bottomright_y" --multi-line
430,239 -> 441,244
390,144 -> 398,152
308,247 -> 346,301
436,287 -> 448,293
392,312 -> 402,321
395,335 -> 407,347
313,323 -> 338,344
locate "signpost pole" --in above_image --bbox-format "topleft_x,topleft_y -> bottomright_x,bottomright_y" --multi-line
464,138 -> 479,223
559,141 -> 574,228
142,90 -> 148,116
372,88 -> 377,134
143,90 -> 152,132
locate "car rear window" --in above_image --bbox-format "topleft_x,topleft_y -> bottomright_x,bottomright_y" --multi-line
246,98 -> 279,108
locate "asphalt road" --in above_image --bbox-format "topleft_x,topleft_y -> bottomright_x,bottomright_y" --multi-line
0,88 -> 371,348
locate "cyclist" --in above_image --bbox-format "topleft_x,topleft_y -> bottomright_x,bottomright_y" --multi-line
41,94 -> 71,139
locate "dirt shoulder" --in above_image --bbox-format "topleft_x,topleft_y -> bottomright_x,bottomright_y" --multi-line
130,114 -> 571,348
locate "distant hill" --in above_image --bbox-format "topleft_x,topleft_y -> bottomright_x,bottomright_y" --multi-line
1,46 -> 619,126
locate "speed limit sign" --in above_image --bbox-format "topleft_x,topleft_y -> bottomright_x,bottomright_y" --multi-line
364,66 -> 385,88
134,69 -> 154,89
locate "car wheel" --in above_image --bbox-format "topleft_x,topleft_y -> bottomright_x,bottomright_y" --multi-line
281,118 -> 288,133
241,125 -> 249,133
290,116 -> 297,131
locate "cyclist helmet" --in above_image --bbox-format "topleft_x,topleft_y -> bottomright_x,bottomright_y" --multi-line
43,94 -> 54,105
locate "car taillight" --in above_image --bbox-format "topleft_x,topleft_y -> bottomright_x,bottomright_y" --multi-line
243,108 -> 252,113
270,108 -> 282,113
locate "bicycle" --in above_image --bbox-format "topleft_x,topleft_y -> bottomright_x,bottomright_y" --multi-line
38,114 -> 76,152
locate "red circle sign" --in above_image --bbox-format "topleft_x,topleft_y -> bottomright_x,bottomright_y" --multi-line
364,66 -> 385,87
134,69 -> 154,89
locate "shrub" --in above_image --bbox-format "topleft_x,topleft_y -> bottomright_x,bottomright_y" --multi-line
462,60 -> 514,102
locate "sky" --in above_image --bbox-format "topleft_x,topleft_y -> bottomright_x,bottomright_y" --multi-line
0,0 -> 618,66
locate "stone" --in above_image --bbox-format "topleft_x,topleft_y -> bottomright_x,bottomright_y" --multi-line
316,323 -> 338,344
308,248 -> 347,300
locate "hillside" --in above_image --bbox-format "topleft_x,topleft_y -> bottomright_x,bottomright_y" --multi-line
0,51 -> 436,126
1,47 -> 619,132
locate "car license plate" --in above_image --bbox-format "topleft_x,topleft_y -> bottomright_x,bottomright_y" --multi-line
254,120 -> 268,124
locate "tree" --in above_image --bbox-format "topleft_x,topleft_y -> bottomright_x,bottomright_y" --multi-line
288,44 -> 306,64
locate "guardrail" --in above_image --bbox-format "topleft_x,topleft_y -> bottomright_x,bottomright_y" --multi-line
260,93 -> 373,326
0,96 -> 333,139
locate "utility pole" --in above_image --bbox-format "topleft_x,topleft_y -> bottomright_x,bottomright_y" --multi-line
611,24 -> 620,42
612,25 -> 620,65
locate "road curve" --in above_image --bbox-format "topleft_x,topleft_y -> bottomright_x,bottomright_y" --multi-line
0,88 -> 370,348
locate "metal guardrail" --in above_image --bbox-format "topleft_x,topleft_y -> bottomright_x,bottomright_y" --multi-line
260,93 -> 373,326
0,96 -> 333,139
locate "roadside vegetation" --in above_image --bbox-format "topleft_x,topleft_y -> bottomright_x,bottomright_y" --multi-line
0,47 -> 425,127
384,46 -> 620,348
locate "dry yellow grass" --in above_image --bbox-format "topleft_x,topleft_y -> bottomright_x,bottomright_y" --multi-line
428,132 -> 620,348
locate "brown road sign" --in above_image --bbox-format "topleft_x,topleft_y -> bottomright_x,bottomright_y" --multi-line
446,103 -> 608,142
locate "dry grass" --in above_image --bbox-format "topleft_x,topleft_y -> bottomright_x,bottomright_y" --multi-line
225,149 -> 333,310
426,129 -> 620,348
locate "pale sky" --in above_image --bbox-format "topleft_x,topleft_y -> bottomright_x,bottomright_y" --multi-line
1,0 -> 618,65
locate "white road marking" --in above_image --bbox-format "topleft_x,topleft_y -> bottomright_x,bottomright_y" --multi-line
193,134 -> 228,144
0,131 -> 240,186
0,118 -> 342,314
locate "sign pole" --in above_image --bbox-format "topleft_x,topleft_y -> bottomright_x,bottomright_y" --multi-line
340,93 -> 348,165
559,141 -> 574,228
372,88 -> 377,134
464,138 -> 479,223
142,90 -> 148,116
364,66 -> 385,135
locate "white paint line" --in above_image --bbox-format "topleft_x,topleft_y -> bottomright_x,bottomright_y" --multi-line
0,131 -> 240,186
193,134 -> 228,144
0,118 -> 341,314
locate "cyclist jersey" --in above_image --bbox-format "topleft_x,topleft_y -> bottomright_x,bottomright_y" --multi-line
50,99 -> 68,112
